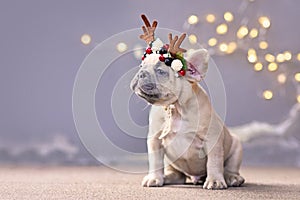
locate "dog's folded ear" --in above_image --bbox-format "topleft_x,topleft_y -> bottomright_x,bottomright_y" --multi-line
185,49 -> 209,82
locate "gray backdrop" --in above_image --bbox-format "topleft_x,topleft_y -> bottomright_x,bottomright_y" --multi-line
0,0 -> 299,166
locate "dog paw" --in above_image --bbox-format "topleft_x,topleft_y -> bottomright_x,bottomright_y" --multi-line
203,177 -> 227,190
142,173 -> 164,187
224,173 -> 245,187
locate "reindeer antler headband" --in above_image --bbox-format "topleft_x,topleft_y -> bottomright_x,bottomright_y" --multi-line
139,14 -> 187,77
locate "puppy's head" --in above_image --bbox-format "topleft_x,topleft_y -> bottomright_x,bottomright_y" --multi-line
130,14 -> 209,105
130,48 -> 209,106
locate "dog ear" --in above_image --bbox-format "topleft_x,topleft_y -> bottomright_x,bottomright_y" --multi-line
185,49 -> 209,82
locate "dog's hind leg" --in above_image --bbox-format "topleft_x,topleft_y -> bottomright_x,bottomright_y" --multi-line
224,135 -> 245,187
164,164 -> 186,185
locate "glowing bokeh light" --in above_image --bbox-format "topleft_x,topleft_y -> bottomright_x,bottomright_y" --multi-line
259,41 -> 268,50
248,48 -> 256,56
265,53 -> 275,62
295,73 -> 300,82
219,43 -> 228,52
263,90 -> 273,100
224,12 -> 234,22
188,15 -> 199,25
188,34 -> 197,44
248,54 -> 257,63
81,34 -> 92,45
237,25 -> 249,39
206,14 -> 216,23
259,16 -> 271,28
297,95 -> 300,103
284,51 -> 292,61
208,38 -> 218,47
254,62 -> 263,71
227,42 -> 237,54
267,62 -> 278,72
249,28 -> 259,38
116,42 -> 128,53
276,53 -> 285,63
277,73 -> 287,84
216,24 -> 228,35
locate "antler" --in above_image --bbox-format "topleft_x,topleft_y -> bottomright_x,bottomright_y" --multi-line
168,33 -> 187,57
139,14 -> 158,45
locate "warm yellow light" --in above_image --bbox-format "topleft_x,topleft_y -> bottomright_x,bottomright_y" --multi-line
277,73 -> 287,84
295,73 -> 300,82
265,53 -> 275,62
248,55 -> 257,63
248,48 -> 256,56
133,44 -> 143,60
116,42 -> 128,52
237,26 -> 249,39
216,24 -> 228,35
188,15 -> 199,25
81,34 -> 92,45
224,12 -> 234,22
227,42 -> 237,54
297,53 -> 300,61
206,14 -> 216,23
249,28 -> 259,38
208,38 -> 218,47
284,51 -> 292,61
276,53 -> 285,63
259,16 -> 271,28
219,43 -> 228,52
259,41 -> 268,50
254,62 -> 263,71
268,62 -> 278,72
188,34 -> 197,44
297,95 -> 300,103
263,90 -> 273,100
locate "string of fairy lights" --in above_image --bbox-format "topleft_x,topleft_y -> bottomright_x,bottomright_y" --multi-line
183,0 -> 300,103
79,0 -> 300,103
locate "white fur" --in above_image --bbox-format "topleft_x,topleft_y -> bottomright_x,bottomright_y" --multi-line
131,48 -> 244,189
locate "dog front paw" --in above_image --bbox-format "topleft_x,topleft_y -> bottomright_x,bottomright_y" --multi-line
203,177 -> 227,190
142,173 -> 164,187
224,173 -> 245,187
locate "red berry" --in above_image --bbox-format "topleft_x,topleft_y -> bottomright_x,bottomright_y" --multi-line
146,48 -> 152,54
159,55 -> 165,62
178,69 -> 186,76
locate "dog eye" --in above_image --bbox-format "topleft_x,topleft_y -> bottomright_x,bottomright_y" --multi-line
139,65 -> 142,68
156,68 -> 167,76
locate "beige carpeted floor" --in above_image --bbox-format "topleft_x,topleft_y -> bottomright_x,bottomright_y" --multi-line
0,166 -> 299,200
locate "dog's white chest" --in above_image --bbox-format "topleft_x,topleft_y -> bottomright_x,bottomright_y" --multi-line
161,129 -> 207,176
157,105 -> 207,176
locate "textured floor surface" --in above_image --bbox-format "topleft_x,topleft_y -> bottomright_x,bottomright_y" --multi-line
0,166 -> 299,200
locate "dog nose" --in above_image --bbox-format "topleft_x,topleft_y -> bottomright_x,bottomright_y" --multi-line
141,83 -> 155,91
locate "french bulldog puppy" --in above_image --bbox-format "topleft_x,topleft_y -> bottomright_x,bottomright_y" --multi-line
130,15 -> 244,190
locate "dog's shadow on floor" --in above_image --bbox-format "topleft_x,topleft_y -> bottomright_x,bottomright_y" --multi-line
163,182 -> 290,191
